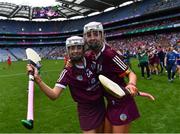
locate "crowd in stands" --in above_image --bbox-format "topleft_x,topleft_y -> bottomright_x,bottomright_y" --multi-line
0,32 -> 179,62
1,31 -> 179,81
108,32 -> 180,56
106,18 -> 180,36
108,32 -> 180,81
145,0 -> 180,13
48,46 -> 66,59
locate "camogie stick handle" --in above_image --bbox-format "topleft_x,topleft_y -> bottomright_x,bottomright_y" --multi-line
21,67 -> 36,129
22,48 -> 41,129
27,73 -> 34,121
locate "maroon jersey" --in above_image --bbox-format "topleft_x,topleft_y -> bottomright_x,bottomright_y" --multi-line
56,57 -> 104,104
87,44 -> 130,102
87,44 -> 140,125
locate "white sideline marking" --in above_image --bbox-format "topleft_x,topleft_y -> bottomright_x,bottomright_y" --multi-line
0,70 -> 60,78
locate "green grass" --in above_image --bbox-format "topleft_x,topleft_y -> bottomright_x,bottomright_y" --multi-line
0,59 -> 180,133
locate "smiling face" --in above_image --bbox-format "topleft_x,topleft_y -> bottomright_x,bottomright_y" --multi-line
83,22 -> 104,53
67,44 -> 84,63
84,30 -> 104,52
66,36 -> 84,64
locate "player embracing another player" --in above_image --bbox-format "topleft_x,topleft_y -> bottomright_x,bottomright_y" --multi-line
27,36 -> 106,133
83,21 -> 140,133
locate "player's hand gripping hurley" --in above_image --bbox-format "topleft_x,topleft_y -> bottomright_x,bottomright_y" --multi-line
21,48 -> 41,129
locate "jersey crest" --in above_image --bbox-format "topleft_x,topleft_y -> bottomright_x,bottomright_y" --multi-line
76,75 -> 83,81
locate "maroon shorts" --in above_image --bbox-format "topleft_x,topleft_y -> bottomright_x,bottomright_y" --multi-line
106,96 -> 140,125
77,98 -> 105,131
149,58 -> 155,65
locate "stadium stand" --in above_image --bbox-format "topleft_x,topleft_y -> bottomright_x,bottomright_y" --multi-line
0,0 -> 179,62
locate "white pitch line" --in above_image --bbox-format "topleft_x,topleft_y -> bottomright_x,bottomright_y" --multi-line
0,69 -> 60,78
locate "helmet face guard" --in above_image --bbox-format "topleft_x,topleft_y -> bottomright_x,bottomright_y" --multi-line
83,22 -> 105,51
84,30 -> 104,51
66,36 -> 84,63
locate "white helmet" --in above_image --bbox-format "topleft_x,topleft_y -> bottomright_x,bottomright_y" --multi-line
66,36 -> 84,51
83,22 -> 104,34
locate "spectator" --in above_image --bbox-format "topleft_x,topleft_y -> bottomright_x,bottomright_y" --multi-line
164,46 -> 178,82
137,46 -> 151,79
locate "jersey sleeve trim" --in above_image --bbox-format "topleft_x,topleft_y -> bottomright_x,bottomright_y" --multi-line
55,83 -> 66,89
57,69 -> 68,82
112,55 -> 127,71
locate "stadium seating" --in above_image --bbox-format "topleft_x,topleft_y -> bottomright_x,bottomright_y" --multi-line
0,0 -> 179,62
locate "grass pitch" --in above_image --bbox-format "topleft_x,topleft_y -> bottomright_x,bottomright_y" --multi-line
0,59 -> 179,133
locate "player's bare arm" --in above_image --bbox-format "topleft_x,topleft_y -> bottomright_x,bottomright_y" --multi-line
125,70 -> 138,96
27,64 -> 63,100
